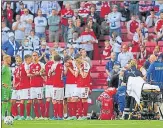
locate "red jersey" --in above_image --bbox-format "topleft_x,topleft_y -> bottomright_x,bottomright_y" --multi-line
52,63 -> 64,88
155,19 -> 163,32
128,20 -> 140,33
13,66 -> 20,90
77,61 -> 91,88
102,46 -> 112,59
45,61 -> 54,85
29,62 -> 45,87
19,63 -> 31,89
85,2 -> 95,10
78,7 -> 90,18
61,9 -> 74,26
7,8 -> 13,23
100,2 -> 111,18
65,61 -> 77,84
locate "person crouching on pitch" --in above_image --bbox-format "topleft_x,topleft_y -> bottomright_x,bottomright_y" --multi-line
64,56 -> 78,120
50,55 -> 64,120
75,58 -> 91,120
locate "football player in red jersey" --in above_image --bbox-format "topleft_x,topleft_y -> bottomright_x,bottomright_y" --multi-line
44,56 -> 54,119
50,55 -> 64,120
75,58 -> 91,120
11,56 -> 22,120
29,52 -> 45,120
18,54 -> 32,120
64,56 -> 78,120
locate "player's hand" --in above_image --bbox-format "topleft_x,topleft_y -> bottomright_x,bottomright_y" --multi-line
35,71 -> 40,76
2,83 -> 8,88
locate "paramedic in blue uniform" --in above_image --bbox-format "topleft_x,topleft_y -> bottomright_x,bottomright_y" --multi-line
147,54 -> 163,90
123,60 -> 143,113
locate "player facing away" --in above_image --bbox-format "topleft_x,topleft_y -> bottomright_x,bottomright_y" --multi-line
11,56 -> 22,120
64,56 -> 78,120
44,56 -> 54,119
51,55 -> 64,120
2,55 -> 12,120
18,54 -> 33,120
29,52 -> 45,120
75,58 -> 91,120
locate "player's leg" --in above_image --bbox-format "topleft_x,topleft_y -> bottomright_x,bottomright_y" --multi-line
6,88 -> 12,116
26,88 -> 33,120
45,85 -> 53,119
2,102 -> 7,120
11,90 -> 19,120
57,88 -> 64,120
37,87 -> 45,119
30,88 -> 40,119
79,87 -> 90,120
2,87 -> 9,119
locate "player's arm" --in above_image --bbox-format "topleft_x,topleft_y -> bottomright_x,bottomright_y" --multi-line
68,67 -> 76,76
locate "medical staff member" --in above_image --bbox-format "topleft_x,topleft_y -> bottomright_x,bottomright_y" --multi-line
147,54 -> 163,89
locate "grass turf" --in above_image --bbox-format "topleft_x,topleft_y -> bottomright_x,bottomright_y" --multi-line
2,120 -> 163,128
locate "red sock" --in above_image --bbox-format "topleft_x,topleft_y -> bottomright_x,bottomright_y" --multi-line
45,101 -> 50,117
58,102 -> 63,118
20,103 -> 25,117
53,103 -> 58,118
39,101 -> 45,117
71,102 -> 77,117
11,103 -> 18,116
26,103 -> 31,117
76,99 -> 82,117
67,102 -> 72,117
34,103 -> 39,117
83,102 -> 88,116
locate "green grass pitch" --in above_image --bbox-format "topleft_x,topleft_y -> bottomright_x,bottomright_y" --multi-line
2,120 -> 163,128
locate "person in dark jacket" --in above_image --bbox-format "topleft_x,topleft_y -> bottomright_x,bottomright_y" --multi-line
120,2 -> 131,22
123,59 -> 143,112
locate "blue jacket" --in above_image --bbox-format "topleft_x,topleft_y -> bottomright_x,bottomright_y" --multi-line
147,61 -> 163,87
2,40 -> 20,57
123,66 -> 143,83
106,60 -> 120,72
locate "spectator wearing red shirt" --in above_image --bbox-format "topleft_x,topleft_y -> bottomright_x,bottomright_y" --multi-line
100,1 -> 111,19
127,14 -> 140,40
101,40 -> 112,60
17,2 -> 25,16
61,3 -> 74,43
155,11 -> 163,34
78,2 -> 90,19
4,2 -> 14,29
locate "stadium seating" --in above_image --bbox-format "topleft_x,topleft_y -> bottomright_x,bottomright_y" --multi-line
92,66 -> 105,72
92,60 -> 101,66
145,42 -> 156,53
101,60 -> 108,65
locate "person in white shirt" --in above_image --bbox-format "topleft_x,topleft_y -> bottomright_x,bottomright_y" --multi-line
34,9 -> 47,39
27,30 -> 40,52
23,1 -> 40,15
12,14 -> 25,44
2,21 -> 10,45
107,5 -> 122,36
146,9 -> 158,28
118,45 -> 134,68
110,32 -> 122,60
20,8 -> 33,36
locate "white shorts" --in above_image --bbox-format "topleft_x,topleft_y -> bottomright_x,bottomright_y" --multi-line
30,87 -> 43,99
11,90 -> 20,100
45,85 -> 53,98
53,87 -> 64,100
19,88 -> 30,100
65,84 -> 77,98
74,87 -> 90,98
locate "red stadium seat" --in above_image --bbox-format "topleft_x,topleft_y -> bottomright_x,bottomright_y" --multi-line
59,42 -> 66,48
148,27 -> 155,33
90,73 -> 100,78
122,42 -> 131,46
158,41 -> 163,47
91,60 -> 101,66
99,73 -> 108,79
104,35 -> 110,40
101,60 -> 108,65
137,59 -> 146,66
99,42 -> 105,47
92,79 -> 107,86
145,42 -> 156,53
47,42 -> 54,47
121,28 -> 127,34
91,66 -> 105,72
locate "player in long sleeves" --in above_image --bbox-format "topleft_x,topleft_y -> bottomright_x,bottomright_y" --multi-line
11,56 -> 22,120
75,58 -> 91,120
64,56 -> 78,120
44,56 -> 54,119
50,55 -> 64,120
2,55 -> 12,120
18,54 -> 33,120
29,52 -> 45,120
